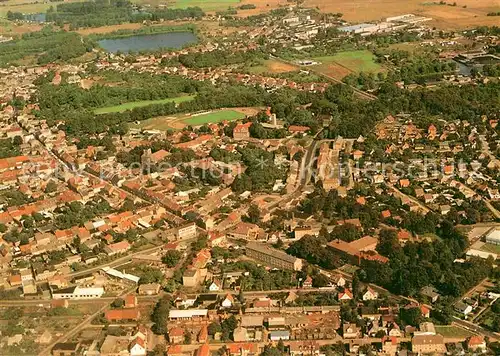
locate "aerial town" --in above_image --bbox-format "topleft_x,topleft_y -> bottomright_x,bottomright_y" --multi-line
0,0 -> 499,355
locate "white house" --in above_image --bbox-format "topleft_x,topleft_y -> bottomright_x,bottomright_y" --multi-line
338,289 -> 353,301
454,301 -> 473,318
221,294 -> 234,308
332,274 -> 346,287
362,287 -> 378,301
129,337 -> 146,356
208,279 -> 222,292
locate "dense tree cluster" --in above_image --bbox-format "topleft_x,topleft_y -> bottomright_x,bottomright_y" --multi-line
231,144 -> 287,193
54,199 -> 112,229
45,0 -> 204,29
0,138 -> 21,158
172,49 -> 267,69
0,27 -> 92,67
358,221 -> 492,298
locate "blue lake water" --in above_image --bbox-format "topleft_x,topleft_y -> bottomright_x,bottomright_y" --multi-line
98,32 -> 197,53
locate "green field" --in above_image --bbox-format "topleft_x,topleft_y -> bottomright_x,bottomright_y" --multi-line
94,95 -> 195,114
480,243 -> 500,255
170,0 -> 240,11
183,110 -> 245,125
129,109 -> 245,131
434,326 -> 475,338
313,50 -> 383,73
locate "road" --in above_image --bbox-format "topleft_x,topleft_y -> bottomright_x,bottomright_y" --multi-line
387,183 -> 431,214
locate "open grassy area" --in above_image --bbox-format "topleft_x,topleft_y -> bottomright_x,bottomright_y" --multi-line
170,0 -> 241,11
308,50 -> 382,79
248,59 -> 299,74
435,325 -> 476,338
183,110 -> 245,125
315,50 -> 382,73
94,95 -> 195,114
129,109 -> 248,131
480,243 -> 500,255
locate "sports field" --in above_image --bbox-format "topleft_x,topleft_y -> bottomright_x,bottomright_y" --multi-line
94,95 -> 195,114
183,110 -> 245,125
130,108 -> 253,131
309,50 -> 382,79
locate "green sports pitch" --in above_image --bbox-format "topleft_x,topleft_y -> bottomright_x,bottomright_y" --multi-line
183,110 -> 245,125
94,95 -> 195,114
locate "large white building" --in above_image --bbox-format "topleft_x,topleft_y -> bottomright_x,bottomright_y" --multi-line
52,286 -> 104,299
177,222 -> 198,240
486,228 -> 500,245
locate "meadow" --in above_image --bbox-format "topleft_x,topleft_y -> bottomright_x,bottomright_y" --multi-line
310,50 -> 383,79
169,0 -> 240,11
434,325 -> 475,338
94,95 -> 195,114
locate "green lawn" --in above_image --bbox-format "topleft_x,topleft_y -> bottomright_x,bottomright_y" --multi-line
313,50 -> 382,74
94,95 -> 195,114
435,326 -> 475,338
183,110 -> 245,125
480,243 -> 500,255
170,0 -> 240,11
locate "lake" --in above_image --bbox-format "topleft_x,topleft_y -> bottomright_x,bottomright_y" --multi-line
98,32 -> 197,53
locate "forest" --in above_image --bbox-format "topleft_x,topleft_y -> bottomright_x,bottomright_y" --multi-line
0,27 -> 92,67
45,0 -> 204,28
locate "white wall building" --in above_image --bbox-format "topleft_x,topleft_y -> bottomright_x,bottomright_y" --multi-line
52,286 -> 104,299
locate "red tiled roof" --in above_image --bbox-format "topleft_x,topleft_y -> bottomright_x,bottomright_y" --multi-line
105,308 -> 140,321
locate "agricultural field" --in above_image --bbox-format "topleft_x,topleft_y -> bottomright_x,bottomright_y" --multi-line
434,325 -> 476,338
309,50 -> 383,80
248,59 -> 299,74
305,0 -> 500,30
94,95 -> 195,114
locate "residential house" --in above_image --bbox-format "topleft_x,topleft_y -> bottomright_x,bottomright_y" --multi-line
454,301 -> 473,318
342,323 -> 360,339
302,276 -> 313,288
233,122 -> 252,141
169,327 -> 184,344
420,286 -> 440,303
138,283 -> 161,295
221,293 -> 234,308
467,336 -> 487,353
105,308 -> 140,322
208,279 -> 222,291
338,288 -> 353,301
362,287 -> 378,301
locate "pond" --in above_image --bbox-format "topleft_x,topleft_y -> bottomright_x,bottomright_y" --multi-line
98,31 -> 197,53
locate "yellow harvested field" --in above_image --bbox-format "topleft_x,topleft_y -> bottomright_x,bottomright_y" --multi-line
305,0 -> 500,29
